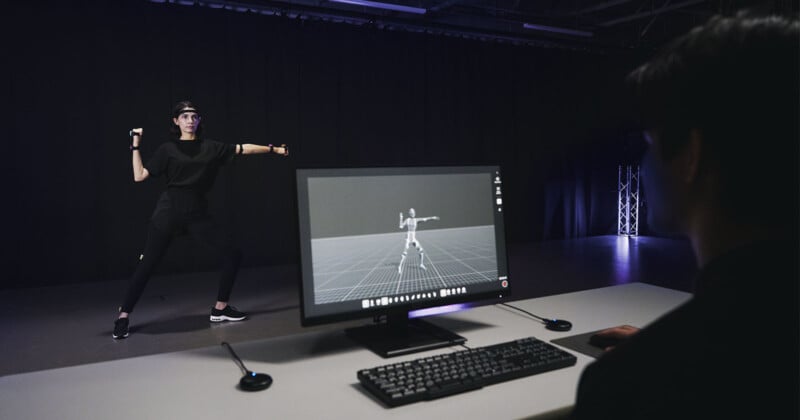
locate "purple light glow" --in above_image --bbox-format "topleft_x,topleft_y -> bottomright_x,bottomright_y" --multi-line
409,303 -> 471,318
612,235 -> 638,285
329,0 -> 427,15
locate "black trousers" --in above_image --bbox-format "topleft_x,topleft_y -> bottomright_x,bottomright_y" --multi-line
120,212 -> 242,314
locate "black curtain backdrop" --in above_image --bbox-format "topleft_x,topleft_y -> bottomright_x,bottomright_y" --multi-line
3,1 -> 640,289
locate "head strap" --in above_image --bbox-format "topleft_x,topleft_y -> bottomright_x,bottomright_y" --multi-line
174,107 -> 199,117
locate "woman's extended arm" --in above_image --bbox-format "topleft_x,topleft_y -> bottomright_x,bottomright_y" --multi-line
131,128 -> 150,182
240,143 -> 289,156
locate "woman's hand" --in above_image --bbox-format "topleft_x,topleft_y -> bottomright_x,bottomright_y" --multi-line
131,128 -> 144,146
273,144 -> 289,156
131,128 -> 149,182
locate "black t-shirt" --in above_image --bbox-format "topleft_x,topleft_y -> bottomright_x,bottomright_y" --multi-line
145,138 -> 236,218
572,239 -> 799,420
145,138 -> 235,194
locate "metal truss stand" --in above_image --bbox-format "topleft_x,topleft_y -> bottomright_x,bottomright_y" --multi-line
618,165 -> 640,236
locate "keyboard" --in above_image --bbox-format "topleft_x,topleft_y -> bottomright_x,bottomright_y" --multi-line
357,336 -> 577,407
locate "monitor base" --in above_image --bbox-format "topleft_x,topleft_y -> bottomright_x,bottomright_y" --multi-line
345,315 -> 466,358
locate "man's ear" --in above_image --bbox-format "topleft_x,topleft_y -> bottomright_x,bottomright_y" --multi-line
683,129 -> 703,183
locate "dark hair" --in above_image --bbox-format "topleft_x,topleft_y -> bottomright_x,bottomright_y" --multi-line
628,12 -> 799,223
169,100 -> 204,138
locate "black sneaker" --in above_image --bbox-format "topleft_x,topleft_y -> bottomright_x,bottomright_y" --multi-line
210,305 -> 247,322
113,317 -> 130,339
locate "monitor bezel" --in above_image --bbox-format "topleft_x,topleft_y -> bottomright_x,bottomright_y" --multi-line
294,164 -> 511,327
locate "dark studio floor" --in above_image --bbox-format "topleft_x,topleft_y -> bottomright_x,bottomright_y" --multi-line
0,235 -> 697,377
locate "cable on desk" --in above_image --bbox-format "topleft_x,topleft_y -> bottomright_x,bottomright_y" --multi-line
498,302 -> 573,331
498,302 -> 548,322
221,341 -> 248,375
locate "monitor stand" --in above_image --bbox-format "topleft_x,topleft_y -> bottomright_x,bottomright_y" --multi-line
345,312 -> 466,358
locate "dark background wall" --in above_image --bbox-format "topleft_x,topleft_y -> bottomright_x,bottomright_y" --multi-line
3,1 -> 642,289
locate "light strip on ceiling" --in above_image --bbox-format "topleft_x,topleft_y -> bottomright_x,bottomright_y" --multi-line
329,0 -> 427,15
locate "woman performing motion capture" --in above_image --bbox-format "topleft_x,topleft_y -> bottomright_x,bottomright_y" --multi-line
113,100 -> 289,339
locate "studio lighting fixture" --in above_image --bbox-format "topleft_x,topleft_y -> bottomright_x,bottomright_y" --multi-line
329,0 -> 427,15
523,23 -> 593,38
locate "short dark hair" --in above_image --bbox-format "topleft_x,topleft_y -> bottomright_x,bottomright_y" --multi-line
628,12 -> 799,224
169,100 -> 204,138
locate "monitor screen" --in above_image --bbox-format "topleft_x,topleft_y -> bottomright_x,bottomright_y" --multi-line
295,165 -> 510,331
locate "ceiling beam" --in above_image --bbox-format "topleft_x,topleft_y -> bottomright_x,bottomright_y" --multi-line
568,0 -> 635,16
598,0 -> 706,27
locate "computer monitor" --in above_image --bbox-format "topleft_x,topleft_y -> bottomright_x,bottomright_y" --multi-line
295,165 -> 510,357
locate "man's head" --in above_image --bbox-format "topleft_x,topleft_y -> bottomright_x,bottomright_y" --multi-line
628,13 -> 799,234
409,208 -> 416,218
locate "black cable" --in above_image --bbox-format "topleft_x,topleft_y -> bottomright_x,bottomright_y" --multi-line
498,302 -> 547,323
221,341 -> 249,375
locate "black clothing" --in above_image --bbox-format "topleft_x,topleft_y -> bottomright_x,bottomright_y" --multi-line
120,138 -> 240,313
121,219 -> 242,313
572,239 -> 799,419
146,138 -> 235,193
146,138 -> 235,224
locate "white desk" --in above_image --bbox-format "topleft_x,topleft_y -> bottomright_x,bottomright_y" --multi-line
0,283 -> 690,420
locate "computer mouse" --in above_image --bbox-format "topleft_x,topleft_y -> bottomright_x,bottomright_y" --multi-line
239,372 -> 273,391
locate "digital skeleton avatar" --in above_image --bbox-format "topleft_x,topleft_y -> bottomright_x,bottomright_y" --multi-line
398,208 -> 439,274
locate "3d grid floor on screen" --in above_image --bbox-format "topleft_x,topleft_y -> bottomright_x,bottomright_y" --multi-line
311,226 -> 497,304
